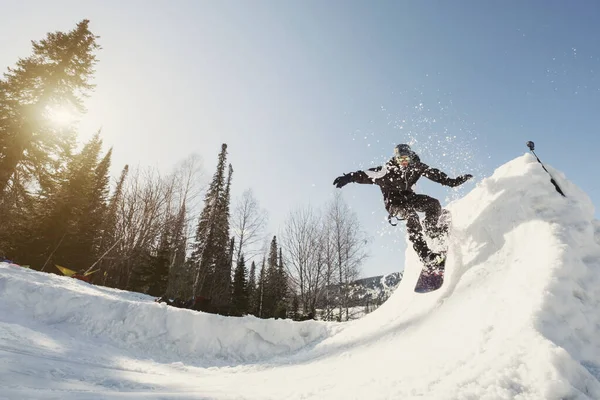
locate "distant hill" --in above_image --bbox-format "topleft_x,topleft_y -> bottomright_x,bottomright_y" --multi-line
346,272 -> 403,306
316,272 -> 403,321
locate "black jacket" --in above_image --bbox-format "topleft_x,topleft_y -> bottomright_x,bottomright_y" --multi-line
338,158 -> 471,210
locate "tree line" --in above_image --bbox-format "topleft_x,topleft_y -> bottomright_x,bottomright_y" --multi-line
0,20 -> 370,321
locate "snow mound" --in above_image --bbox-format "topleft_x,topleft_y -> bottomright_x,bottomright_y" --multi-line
0,264 -> 331,368
1,153 -> 600,399
321,153 -> 600,399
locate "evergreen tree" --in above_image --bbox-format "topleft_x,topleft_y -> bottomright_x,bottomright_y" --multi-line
0,175 -> 35,260
262,236 -> 280,318
231,254 -> 248,316
256,258 -> 266,317
0,19 -> 100,197
128,191 -> 189,296
171,203 -> 188,272
165,202 -> 190,298
125,248 -> 153,294
246,260 -> 257,315
291,295 -> 300,320
275,247 -> 288,318
77,146 -> 111,266
146,229 -> 171,297
127,214 -> 175,296
210,165 -> 234,311
98,164 -> 128,286
56,132 -> 109,270
21,132 -> 108,270
190,144 -> 229,302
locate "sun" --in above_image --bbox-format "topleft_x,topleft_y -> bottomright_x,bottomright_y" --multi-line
45,104 -> 77,128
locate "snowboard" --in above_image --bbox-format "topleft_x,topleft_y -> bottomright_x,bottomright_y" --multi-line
414,254 -> 446,293
414,209 -> 451,293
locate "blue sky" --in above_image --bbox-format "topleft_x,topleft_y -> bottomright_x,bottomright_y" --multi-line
2,1 -> 599,277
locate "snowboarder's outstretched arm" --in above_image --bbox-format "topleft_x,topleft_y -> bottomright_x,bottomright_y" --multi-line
333,166 -> 385,188
421,164 -> 473,187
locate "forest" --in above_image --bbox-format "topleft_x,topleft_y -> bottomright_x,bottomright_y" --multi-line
0,20 -> 371,321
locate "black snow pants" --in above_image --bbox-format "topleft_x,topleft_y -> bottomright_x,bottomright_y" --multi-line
387,193 -> 445,263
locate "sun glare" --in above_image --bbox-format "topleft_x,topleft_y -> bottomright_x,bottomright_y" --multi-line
46,105 -> 77,128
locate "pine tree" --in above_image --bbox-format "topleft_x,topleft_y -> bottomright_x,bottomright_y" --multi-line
190,144 -> 230,303
0,20 -> 100,197
165,202 -> 190,298
0,173 -> 36,260
98,164 -> 128,286
257,258 -> 266,317
146,229 -> 171,297
127,213 -> 176,296
23,132 -> 107,271
231,254 -> 248,316
261,236 -> 280,318
275,247 -> 288,318
77,146 -> 112,267
126,248 -> 153,294
210,165 -> 234,311
291,295 -> 300,320
58,132 -> 109,270
128,189 -> 189,296
246,260 -> 257,315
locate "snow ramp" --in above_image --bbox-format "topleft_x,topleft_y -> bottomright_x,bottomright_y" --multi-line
1,153 -> 600,399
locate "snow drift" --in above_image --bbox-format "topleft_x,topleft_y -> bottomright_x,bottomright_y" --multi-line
1,153 -> 600,399
0,265 -> 329,367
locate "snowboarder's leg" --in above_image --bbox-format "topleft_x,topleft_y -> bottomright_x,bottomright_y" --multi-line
410,194 -> 447,239
403,209 -> 433,262
390,202 -> 444,268
405,211 -> 446,270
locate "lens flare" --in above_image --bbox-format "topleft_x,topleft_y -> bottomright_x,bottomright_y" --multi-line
45,105 -> 77,127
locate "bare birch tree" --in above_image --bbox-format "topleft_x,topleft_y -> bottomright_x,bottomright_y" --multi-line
316,216 -> 337,320
164,154 -> 205,298
102,155 -> 205,294
326,192 -> 369,321
232,189 -> 268,265
281,205 -> 325,315
116,167 -> 167,289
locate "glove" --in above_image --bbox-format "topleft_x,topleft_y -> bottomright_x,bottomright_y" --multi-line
333,173 -> 353,188
458,174 -> 473,185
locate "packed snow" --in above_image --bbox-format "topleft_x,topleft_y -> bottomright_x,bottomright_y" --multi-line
1,153 -> 600,399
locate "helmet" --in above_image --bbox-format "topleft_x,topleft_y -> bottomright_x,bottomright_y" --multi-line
394,144 -> 412,156
394,144 -> 414,166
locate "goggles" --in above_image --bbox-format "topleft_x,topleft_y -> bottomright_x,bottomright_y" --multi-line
396,155 -> 411,163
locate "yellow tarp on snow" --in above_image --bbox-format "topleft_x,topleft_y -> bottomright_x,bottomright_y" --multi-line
56,265 -> 100,277
55,265 -> 76,277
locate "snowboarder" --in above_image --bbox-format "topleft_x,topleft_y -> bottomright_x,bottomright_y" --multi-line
333,144 -> 472,270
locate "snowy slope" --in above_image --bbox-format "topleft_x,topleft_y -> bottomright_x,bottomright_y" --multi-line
1,153 -> 600,399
